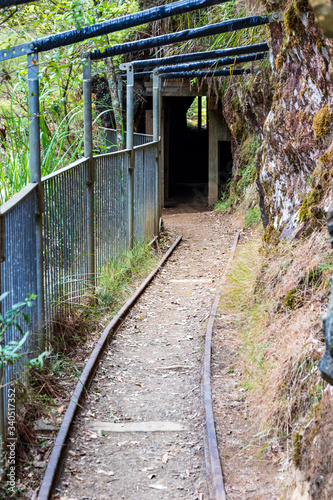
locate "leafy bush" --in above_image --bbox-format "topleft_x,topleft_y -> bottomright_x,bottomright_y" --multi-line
0,292 -> 46,370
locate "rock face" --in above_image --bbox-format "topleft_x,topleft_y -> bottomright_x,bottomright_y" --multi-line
222,0 -> 333,236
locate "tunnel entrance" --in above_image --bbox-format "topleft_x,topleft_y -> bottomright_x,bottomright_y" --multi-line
164,96 -> 208,206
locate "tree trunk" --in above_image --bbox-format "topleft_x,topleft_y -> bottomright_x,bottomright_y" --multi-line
92,0 -> 124,151
105,56 -> 124,151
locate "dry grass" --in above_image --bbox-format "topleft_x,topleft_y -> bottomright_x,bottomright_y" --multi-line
219,226 -> 330,442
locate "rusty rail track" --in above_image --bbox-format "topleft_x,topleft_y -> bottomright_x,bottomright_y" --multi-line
38,235 -> 182,500
203,231 -> 240,500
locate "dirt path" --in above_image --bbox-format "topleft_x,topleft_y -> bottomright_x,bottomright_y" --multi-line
54,208 -> 239,499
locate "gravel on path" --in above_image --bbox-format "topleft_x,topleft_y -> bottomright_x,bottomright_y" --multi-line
55,208 -> 240,500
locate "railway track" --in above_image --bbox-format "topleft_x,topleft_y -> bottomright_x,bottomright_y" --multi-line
38,210 -> 240,500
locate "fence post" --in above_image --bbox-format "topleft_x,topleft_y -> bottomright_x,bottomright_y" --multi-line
0,215 -> 4,474
83,54 -> 95,287
153,70 -> 161,235
126,64 -> 134,249
28,52 -> 45,347
198,96 -> 202,130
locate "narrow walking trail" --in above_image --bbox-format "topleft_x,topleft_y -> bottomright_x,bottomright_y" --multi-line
55,208 -> 240,500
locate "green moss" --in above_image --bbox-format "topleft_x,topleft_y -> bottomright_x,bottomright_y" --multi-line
298,156 -> 333,226
313,105 -> 332,139
298,189 -> 322,223
284,1 -> 305,37
292,432 -> 302,467
275,54 -> 283,70
319,147 -> 333,168
263,224 -> 280,246
316,38 -> 323,52
284,288 -> 297,308
272,88 -> 281,104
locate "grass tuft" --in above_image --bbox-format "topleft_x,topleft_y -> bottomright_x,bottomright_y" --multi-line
97,241 -> 158,314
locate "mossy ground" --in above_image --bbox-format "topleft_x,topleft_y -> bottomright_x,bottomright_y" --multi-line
313,105 -> 332,140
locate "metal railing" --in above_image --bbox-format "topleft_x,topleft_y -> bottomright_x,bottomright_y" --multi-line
95,150 -> 130,267
0,183 -> 40,454
43,158 -> 91,330
134,142 -> 158,240
100,127 -> 153,152
0,136 -> 159,442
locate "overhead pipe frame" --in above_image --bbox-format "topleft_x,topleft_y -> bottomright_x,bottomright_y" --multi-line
0,0 -> 232,62
158,68 -> 258,79
90,12 -> 282,62
154,51 -> 268,74
124,67 -> 257,79
119,41 -> 269,71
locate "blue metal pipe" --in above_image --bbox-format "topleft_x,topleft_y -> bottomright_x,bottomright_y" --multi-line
0,0 -> 38,6
156,51 -> 267,73
120,42 -> 269,70
91,15 -> 271,60
33,0 -> 229,53
132,68 -> 256,79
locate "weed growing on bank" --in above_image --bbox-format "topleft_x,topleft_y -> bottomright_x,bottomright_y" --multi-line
219,223 -> 330,456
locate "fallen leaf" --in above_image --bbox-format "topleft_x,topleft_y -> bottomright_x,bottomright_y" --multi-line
33,461 -> 46,468
149,484 -> 167,490
96,469 -> 115,476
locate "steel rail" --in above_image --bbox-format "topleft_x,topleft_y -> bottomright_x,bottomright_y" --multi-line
0,182 -> 37,216
90,13 -> 281,61
0,0 -> 230,61
38,235 -> 183,500
203,231 -> 239,500
159,68 -> 257,78
131,67 -> 256,79
119,42 -> 269,70
155,51 -> 267,74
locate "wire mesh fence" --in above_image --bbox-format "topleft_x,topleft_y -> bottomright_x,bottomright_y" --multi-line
95,150 -> 130,269
42,158 -> 91,333
0,137 -> 159,440
0,183 -> 39,434
133,142 -> 158,241
100,128 -> 153,152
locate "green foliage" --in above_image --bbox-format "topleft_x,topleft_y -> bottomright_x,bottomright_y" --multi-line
244,206 -> 261,228
186,96 -> 207,128
0,0 -> 139,201
215,183 -> 233,212
0,84 -> 85,202
0,292 -> 46,371
208,1 -> 266,52
97,241 -> 157,313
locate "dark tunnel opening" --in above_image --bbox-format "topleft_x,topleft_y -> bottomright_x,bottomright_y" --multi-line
164,96 -> 208,206
163,96 -> 233,207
